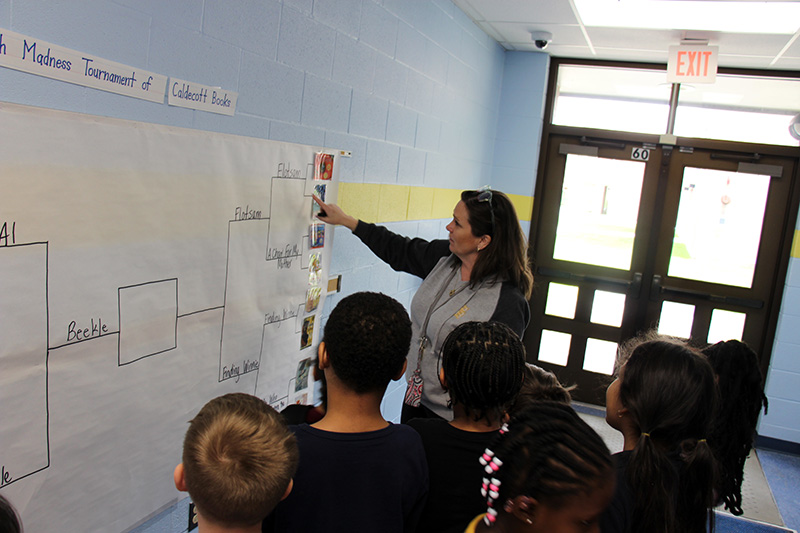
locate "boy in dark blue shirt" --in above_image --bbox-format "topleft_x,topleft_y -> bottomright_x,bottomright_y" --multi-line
266,292 -> 428,533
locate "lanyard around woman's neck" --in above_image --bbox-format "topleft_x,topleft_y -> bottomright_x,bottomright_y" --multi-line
418,265 -> 467,359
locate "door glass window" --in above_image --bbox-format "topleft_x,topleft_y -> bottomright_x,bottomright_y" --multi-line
668,167 -> 770,288
591,290 -> 626,327
583,338 -> 617,375
708,309 -> 746,343
538,330 -> 572,366
554,154 -> 646,270
658,301 -> 695,338
545,283 -> 579,319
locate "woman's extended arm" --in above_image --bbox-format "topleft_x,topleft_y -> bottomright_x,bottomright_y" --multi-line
313,195 -> 450,278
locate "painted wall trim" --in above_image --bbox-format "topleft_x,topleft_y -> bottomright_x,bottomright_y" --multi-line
792,230 -> 800,258
338,182 -> 534,224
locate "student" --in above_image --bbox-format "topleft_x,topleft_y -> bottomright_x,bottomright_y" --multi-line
266,291 -> 428,533
508,363 -> 574,416
466,401 -> 614,532
407,321 -> 526,533
601,340 -> 717,533
702,339 -> 769,516
174,393 -> 298,533
0,495 -> 23,533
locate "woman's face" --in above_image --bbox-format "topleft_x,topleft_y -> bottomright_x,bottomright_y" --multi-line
445,200 -> 486,261
528,478 -> 615,533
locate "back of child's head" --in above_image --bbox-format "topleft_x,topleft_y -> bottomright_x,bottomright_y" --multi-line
619,340 -> 717,533
182,393 -> 299,528
322,291 -> 412,394
479,401 -> 613,528
702,339 -> 768,516
0,495 -> 22,533
440,321 -> 526,423
509,363 -> 573,415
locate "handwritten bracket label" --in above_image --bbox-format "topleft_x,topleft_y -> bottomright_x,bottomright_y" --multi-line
0,221 -> 15,246
1,465 -> 12,487
0,28 -> 167,102
168,77 -> 238,116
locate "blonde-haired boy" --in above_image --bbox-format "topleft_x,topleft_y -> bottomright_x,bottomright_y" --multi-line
174,393 -> 298,533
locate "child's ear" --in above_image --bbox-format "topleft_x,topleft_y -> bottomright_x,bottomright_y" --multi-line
173,464 -> 188,493
318,342 -> 330,369
505,495 -> 538,526
393,358 -> 408,380
439,367 -> 448,389
281,479 -> 294,501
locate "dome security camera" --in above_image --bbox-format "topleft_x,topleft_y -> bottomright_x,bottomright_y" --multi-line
531,31 -> 553,50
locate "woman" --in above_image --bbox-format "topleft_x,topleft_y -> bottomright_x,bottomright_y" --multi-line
313,187 -> 532,421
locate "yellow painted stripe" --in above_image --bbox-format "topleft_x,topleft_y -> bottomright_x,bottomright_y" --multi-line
792,229 -> 800,258
338,183 -> 533,223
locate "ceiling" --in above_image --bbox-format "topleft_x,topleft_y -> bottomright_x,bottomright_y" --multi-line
452,0 -> 800,71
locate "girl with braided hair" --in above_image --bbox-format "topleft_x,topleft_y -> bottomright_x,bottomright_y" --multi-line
466,401 -> 614,532
407,321 -> 526,533
601,340 -> 718,533
702,339 -> 768,516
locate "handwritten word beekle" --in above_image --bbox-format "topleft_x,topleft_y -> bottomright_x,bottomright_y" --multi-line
67,317 -> 108,342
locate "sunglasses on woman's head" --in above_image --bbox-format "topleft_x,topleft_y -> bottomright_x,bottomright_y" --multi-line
476,185 -> 495,236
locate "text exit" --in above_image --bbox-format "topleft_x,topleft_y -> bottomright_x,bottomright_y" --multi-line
667,45 -> 718,84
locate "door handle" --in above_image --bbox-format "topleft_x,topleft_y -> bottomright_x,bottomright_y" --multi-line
650,275 -> 763,309
537,267 -> 641,294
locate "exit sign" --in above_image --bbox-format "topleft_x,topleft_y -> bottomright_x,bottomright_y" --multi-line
667,45 -> 718,83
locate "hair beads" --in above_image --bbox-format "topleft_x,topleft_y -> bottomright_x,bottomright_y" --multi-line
475,403 -> 612,528
479,446 -> 504,525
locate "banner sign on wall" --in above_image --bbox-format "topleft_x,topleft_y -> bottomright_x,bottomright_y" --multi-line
168,77 -> 238,116
0,28 -> 167,102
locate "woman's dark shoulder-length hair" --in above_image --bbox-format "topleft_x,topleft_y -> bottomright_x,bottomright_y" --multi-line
461,188 -> 533,298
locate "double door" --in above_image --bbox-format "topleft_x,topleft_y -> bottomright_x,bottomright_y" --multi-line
524,133 -> 798,404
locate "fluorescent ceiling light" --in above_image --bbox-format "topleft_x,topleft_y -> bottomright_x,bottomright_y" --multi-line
574,0 -> 800,34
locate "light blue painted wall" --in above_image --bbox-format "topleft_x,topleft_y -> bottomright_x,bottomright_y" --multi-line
0,1 -> 547,531
759,235 -> 800,444
492,51 -> 550,199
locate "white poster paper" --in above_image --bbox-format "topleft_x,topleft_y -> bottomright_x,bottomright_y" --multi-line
0,102 -> 338,532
